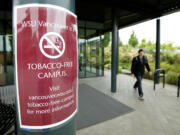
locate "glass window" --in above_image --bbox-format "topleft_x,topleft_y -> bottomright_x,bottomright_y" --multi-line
0,35 -> 14,86
6,35 -> 14,85
78,26 -> 104,78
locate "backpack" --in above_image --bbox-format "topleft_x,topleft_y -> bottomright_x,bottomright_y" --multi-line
134,55 -> 148,64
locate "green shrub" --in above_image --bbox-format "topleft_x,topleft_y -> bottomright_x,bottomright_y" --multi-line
119,63 -> 130,69
104,58 -> 111,65
104,63 -> 111,69
118,66 -> 122,73
104,43 -> 180,86
173,53 -> 180,64
120,55 -> 131,63
144,64 -> 154,80
119,55 -> 131,69
160,52 -> 180,65
160,62 -> 173,73
166,71 -> 179,85
172,64 -> 180,73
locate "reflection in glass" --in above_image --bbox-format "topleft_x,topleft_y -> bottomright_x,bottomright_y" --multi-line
0,35 -> 14,86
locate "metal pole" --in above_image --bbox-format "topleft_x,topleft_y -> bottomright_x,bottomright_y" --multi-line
90,42 -> 92,72
155,19 -> 160,84
84,22 -> 87,78
3,36 -> 7,73
96,34 -> 100,76
96,41 -> 98,76
13,0 -> 76,135
111,9 -> 118,93
101,34 -> 104,76
116,30 -> 119,74
178,75 -> 180,97
3,12 -> 8,84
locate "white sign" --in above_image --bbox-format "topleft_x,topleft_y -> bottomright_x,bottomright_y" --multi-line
39,32 -> 65,59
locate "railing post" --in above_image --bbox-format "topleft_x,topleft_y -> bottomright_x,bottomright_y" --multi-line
154,72 -> 156,90
177,75 -> 180,97
154,69 -> 165,90
155,19 -> 161,84
163,70 -> 165,88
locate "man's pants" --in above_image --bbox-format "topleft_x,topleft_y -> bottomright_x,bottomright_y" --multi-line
134,74 -> 143,97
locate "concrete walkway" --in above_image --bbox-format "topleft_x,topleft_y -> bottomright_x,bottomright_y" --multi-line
77,70 -> 180,135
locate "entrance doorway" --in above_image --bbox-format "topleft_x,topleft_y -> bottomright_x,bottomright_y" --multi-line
78,33 -> 104,78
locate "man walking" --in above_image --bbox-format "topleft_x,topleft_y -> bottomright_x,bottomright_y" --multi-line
131,49 -> 152,100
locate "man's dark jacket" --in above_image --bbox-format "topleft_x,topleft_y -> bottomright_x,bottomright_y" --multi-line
131,55 -> 151,76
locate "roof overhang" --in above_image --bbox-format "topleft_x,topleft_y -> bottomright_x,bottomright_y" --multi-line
76,0 -> 180,33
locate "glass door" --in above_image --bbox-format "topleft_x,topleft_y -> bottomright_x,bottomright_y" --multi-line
78,26 -> 104,78
0,35 -> 5,85
78,39 -> 86,78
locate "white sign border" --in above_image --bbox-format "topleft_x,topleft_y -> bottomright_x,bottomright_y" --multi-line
14,4 -> 78,130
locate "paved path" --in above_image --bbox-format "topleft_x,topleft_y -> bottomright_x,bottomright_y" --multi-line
78,71 -> 180,135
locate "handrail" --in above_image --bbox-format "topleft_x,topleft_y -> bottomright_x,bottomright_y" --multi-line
177,74 -> 180,97
155,69 -> 165,74
154,69 -> 165,90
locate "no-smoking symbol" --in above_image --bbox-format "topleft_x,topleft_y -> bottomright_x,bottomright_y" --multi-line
39,32 -> 65,59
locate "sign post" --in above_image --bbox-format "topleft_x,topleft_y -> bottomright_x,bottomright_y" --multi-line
13,0 -> 77,135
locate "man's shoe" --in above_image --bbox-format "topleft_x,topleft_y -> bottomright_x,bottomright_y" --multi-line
138,96 -> 144,100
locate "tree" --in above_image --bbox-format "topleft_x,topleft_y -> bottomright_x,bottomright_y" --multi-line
128,31 -> 138,48
104,32 -> 110,47
146,40 -> 155,49
139,39 -> 146,48
161,42 -> 174,51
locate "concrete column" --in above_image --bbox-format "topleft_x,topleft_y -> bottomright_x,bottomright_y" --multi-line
155,19 -> 160,83
111,9 -> 118,93
13,0 -> 76,135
